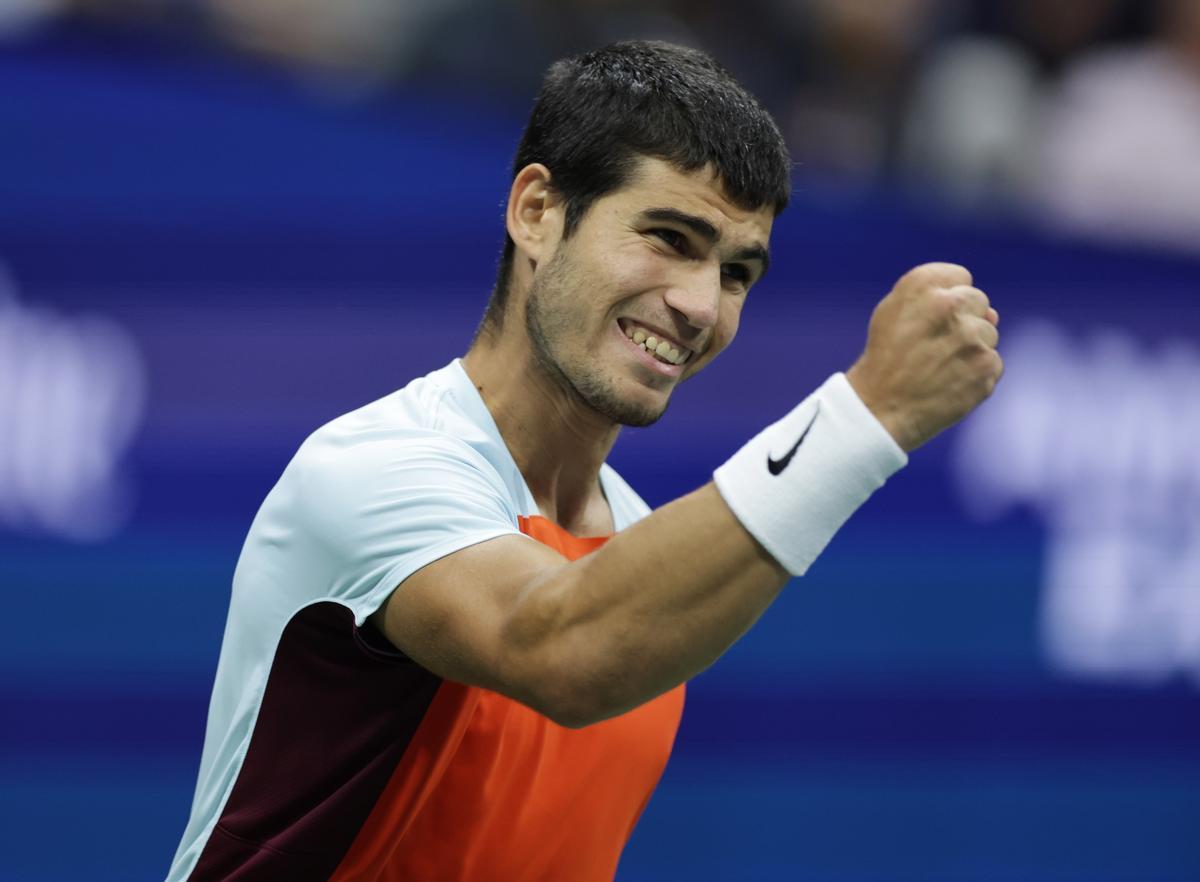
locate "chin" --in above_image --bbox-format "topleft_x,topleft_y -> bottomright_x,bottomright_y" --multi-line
590,381 -> 671,428
618,402 -> 669,428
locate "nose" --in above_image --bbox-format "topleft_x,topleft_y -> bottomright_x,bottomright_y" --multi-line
662,266 -> 720,331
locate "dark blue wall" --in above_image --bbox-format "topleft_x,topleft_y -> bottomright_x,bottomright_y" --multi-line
2,24 -> 1198,882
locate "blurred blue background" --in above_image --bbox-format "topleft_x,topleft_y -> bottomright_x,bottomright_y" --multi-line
2,4 -> 1199,881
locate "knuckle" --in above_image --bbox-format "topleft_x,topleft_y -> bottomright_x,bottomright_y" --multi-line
934,289 -> 962,320
971,354 -> 1002,399
900,264 -> 973,300
925,261 -> 972,287
962,337 -> 989,359
896,267 -> 927,293
982,350 -> 1004,383
964,287 -> 989,314
961,339 -> 999,370
953,285 -> 989,315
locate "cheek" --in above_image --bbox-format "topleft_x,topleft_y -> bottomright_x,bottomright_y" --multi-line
605,243 -> 671,293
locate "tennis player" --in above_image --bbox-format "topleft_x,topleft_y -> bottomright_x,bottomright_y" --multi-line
166,40 -> 1001,881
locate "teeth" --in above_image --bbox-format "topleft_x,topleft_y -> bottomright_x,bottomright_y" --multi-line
622,322 -> 690,366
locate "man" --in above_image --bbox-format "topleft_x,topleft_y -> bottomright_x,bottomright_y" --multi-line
167,41 -> 1001,881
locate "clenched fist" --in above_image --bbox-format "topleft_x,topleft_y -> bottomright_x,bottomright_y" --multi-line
846,263 -> 1003,452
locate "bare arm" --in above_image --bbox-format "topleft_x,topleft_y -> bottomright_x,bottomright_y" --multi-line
372,262 -> 1002,728
373,482 -> 784,728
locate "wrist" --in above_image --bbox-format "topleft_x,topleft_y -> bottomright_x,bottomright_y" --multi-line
713,373 -> 907,576
845,364 -> 917,452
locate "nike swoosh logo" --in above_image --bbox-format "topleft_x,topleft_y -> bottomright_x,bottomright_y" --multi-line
767,402 -> 821,475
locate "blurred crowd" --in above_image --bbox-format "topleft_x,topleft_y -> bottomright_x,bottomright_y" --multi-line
5,0 -> 1200,254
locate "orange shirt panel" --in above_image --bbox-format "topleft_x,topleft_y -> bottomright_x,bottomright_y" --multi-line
331,515 -> 685,882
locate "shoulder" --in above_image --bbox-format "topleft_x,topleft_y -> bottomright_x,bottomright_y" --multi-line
257,364 -> 520,538
293,362 -> 503,488
288,420 -> 511,522
234,368 -> 526,616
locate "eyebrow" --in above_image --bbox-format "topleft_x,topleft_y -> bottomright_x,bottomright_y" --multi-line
639,207 -> 771,277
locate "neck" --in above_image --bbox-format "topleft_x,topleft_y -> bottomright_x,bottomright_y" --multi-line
463,328 -> 620,535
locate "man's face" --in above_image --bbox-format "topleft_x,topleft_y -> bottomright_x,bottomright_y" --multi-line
523,157 -> 775,427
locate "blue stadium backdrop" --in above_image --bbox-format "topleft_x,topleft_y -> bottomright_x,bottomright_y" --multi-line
2,23 -> 1198,882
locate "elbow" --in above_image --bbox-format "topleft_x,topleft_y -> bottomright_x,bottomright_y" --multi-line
503,644 -> 618,729
555,711 -> 605,730
529,637 -> 658,728
498,583 -> 624,728
535,645 -> 669,728
497,592 -> 606,728
513,659 -> 609,729
539,703 -> 595,730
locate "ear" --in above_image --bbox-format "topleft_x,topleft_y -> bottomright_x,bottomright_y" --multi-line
505,163 -> 563,271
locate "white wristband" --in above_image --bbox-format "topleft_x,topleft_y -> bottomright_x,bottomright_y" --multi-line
713,372 -> 908,576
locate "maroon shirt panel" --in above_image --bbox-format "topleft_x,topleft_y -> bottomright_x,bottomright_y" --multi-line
188,601 -> 441,881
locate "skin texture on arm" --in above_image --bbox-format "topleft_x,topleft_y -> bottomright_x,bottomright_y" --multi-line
371,160 -> 1002,730
372,258 -> 1002,729
373,482 -> 786,729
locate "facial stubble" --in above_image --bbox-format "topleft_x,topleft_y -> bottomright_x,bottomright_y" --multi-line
523,249 -> 670,429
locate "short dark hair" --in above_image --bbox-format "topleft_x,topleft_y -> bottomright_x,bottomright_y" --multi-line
480,40 -> 792,332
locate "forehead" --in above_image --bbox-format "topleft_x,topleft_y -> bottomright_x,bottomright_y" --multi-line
605,156 -> 775,244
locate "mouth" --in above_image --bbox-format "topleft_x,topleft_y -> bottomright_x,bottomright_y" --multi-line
616,318 -> 693,369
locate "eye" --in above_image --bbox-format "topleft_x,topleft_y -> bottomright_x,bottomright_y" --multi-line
651,228 -> 687,252
721,263 -> 751,286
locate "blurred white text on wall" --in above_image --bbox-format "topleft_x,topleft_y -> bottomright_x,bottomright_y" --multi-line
953,320 -> 1200,685
0,265 -> 145,541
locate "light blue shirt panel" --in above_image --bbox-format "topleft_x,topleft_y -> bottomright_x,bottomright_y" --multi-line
228,358 -> 652,634
279,429 -> 527,626
166,359 -> 653,882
